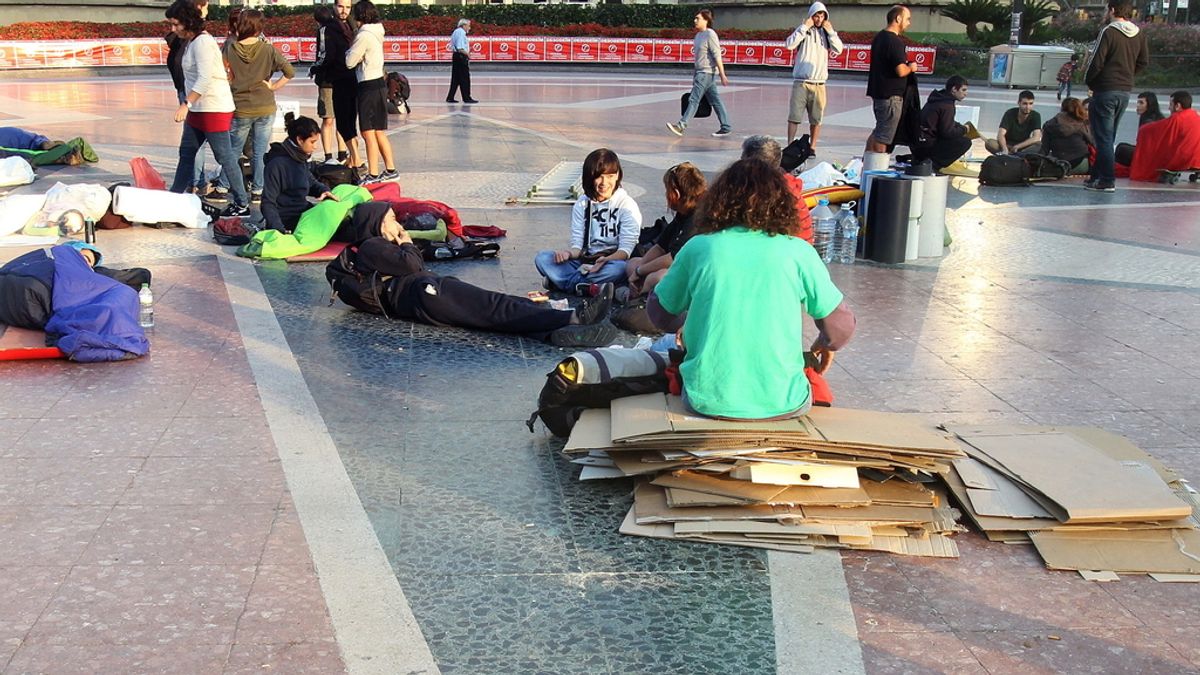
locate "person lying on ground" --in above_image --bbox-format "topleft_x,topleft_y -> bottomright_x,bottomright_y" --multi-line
535,148 -> 642,295
260,113 -> 338,233
740,134 -> 813,242
0,127 -> 91,166
625,162 -> 706,300
647,158 -> 855,421
329,202 -> 619,347
1042,97 -> 1093,173
911,75 -> 973,172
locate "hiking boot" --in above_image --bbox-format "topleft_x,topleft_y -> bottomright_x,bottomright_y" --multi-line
550,320 -> 619,348
666,122 -> 684,137
575,283 -> 614,325
711,128 -> 732,137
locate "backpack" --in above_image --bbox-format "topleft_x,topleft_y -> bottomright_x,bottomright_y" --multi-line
314,162 -> 359,188
979,154 -> 1030,186
526,348 -> 672,437
1023,153 -> 1072,182
386,72 -> 411,114
212,216 -> 253,246
416,236 -> 500,261
781,135 -> 816,172
325,245 -> 387,316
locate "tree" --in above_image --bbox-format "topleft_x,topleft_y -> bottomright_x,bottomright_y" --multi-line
941,0 -> 1007,40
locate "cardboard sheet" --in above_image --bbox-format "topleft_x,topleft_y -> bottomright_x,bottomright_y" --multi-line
807,406 -> 962,455
619,507 -> 815,553
634,482 -> 805,523
728,461 -> 860,488
1030,528 -> 1200,574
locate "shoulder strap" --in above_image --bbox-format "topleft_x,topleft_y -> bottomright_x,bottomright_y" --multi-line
581,201 -> 592,254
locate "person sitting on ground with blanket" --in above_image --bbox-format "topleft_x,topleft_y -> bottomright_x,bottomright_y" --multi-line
259,113 -> 339,234
647,158 -> 855,421
535,148 -> 642,295
330,202 -> 619,347
1041,97 -> 1093,174
624,162 -> 706,301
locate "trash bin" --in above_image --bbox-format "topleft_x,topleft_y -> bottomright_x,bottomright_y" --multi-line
988,45 -> 1074,89
864,177 -> 912,264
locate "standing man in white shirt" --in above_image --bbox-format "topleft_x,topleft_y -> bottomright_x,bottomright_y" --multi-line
446,19 -> 478,104
784,2 -> 843,149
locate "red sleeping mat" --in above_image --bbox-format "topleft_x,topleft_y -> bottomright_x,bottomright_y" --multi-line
286,240 -> 348,263
0,327 -> 65,360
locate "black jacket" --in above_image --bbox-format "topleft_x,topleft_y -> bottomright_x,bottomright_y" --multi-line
1042,112 -> 1093,166
165,32 -> 189,93
359,237 -> 439,321
261,140 -> 330,233
1084,21 -> 1150,93
318,19 -> 358,84
917,88 -> 965,147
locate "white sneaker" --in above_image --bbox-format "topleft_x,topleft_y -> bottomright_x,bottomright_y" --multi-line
666,122 -> 684,137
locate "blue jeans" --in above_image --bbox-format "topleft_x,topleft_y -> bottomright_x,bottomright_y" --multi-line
1088,90 -> 1129,184
534,250 -> 628,291
677,71 -> 731,132
170,123 -> 249,208
176,90 -> 206,188
220,114 -> 273,193
1057,79 -> 1072,99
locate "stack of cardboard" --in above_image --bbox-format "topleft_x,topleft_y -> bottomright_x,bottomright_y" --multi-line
943,425 -> 1200,579
563,394 -> 967,557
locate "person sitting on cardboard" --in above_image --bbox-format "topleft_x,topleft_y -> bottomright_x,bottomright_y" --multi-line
328,202 -> 618,347
647,158 -> 855,421
1126,91 -> 1200,182
910,76 -> 973,172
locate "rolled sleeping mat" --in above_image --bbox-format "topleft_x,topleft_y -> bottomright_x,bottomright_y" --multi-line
112,186 -> 209,229
914,175 -> 949,257
800,185 -> 865,210
862,151 -> 891,174
864,177 -> 912,265
904,177 -> 923,261
859,169 -> 901,225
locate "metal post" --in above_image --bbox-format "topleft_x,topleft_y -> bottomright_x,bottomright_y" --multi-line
1010,0 -> 1024,46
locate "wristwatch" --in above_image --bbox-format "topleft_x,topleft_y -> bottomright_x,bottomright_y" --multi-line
184,100 -> 193,109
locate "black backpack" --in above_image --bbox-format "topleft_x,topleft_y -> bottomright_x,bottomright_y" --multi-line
527,348 -> 672,437
325,245 -> 387,316
979,154 -> 1030,186
314,162 -> 360,188
1023,153 -> 1073,182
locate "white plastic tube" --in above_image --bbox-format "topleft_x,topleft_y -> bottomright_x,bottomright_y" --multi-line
914,175 -> 949,258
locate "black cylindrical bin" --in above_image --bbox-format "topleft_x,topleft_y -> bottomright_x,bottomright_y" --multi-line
864,177 -> 912,264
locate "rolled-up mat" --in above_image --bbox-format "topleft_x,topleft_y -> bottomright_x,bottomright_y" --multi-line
112,186 -> 207,229
862,151 -> 890,173
859,169 -> 901,226
0,326 -> 64,360
914,175 -> 949,257
864,177 -> 912,264
904,177 -> 923,261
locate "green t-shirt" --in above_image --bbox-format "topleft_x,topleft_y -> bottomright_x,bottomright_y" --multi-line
654,227 -> 844,419
1000,107 -> 1042,146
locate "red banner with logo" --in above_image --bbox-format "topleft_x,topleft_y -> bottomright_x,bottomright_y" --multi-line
844,45 -> 872,72
468,39 -> 490,62
543,37 -> 571,62
489,36 -> 519,62
906,46 -> 936,74
407,37 -> 442,62
297,37 -> 317,63
729,42 -> 765,66
763,43 -> 792,68
518,37 -> 545,62
570,38 -> 599,62
652,39 -> 686,64
597,39 -> 625,63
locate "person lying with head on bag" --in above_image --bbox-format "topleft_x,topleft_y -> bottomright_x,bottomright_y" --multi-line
328,202 -> 618,347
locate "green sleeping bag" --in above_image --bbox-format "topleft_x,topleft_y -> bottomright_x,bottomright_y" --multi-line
238,184 -> 371,260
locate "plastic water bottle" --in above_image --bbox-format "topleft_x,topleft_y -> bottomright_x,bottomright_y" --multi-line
810,198 -> 837,263
837,203 -> 860,264
138,284 -> 154,329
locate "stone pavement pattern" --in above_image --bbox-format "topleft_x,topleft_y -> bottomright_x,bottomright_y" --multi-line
1,70 -> 1199,674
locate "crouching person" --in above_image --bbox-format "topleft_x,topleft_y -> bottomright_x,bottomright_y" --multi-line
647,159 -> 855,420
329,202 -> 618,347
912,75 -> 973,172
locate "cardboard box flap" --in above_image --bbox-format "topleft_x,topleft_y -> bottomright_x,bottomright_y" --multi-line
1030,528 -> 1200,574
634,481 -> 804,523
665,488 -> 752,507
861,477 -> 937,507
673,519 -> 873,540
807,407 -> 962,454
652,470 -> 788,502
564,408 -> 613,453
610,393 -> 673,442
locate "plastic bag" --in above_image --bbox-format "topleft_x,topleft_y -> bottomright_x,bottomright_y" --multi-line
798,162 -> 848,189
0,156 -> 35,187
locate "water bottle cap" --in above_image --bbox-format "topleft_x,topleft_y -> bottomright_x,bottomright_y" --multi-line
818,198 -> 830,206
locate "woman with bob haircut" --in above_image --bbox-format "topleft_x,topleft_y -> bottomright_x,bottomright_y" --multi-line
648,158 -> 855,420
625,162 -> 706,299
165,0 -> 251,217
535,148 -> 642,293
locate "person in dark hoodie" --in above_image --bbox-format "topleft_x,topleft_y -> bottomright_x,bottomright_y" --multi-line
1042,97 -> 1093,174
911,75 -> 971,172
326,0 -> 362,170
310,4 -> 347,164
221,9 -> 294,202
1082,0 -> 1150,193
329,202 -> 619,347
260,113 -> 339,234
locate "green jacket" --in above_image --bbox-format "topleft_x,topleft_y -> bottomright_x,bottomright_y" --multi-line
223,37 -> 296,117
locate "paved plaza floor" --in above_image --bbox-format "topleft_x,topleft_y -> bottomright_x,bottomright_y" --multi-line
1,68 -> 1199,674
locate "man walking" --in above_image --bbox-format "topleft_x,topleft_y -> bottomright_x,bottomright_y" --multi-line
1083,0 -> 1149,193
865,5 -> 916,157
985,90 -> 1042,155
784,2 -> 843,148
446,19 -> 478,104
666,9 -> 732,138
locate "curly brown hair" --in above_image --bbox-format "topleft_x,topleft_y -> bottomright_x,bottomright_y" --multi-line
663,162 -> 706,215
694,159 -> 799,237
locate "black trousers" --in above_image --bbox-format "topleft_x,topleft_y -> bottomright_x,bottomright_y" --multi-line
409,276 -> 571,340
913,136 -> 972,171
447,52 -> 472,100
332,78 -> 358,144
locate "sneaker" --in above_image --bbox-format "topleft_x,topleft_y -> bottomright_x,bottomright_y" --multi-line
666,122 -> 684,137
250,190 -> 262,203
712,128 -> 732,137
550,320 -> 619,348
1084,180 -> 1115,193
361,174 -> 382,186
208,185 -> 230,202
222,203 -> 250,218
445,98 -> 458,103
323,157 -> 342,165
575,283 -> 614,325
574,282 -> 602,297
379,169 -> 399,181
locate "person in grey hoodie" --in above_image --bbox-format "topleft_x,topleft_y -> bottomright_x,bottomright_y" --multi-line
221,9 -> 294,200
784,2 -> 843,148
346,0 -> 396,184
666,9 -> 732,138
1082,0 -> 1149,193
260,113 -> 338,234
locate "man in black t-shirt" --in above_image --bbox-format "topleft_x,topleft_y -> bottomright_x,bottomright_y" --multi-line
865,5 -> 916,153
985,90 -> 1043,155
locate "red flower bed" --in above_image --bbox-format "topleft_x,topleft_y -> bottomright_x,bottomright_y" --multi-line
0,17 -> 882,45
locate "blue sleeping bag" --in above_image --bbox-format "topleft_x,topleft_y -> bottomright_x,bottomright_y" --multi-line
44,245 -> 149,362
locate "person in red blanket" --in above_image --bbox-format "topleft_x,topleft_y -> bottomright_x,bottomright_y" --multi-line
1127,91 -> 1200,183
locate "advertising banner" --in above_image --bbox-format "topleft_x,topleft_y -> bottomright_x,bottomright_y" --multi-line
468,38 -> 490,62
906,46 -> 936,74
407,37 -> 443,62
844,45 -> 872,72
297,37 -> 317,63
269,38 -> 300,63
544,37 -> 571,62
490,36 -> 520,62
570,38 -> 600,62
763,43 -> 793,68
517,37 -> 545,62
652,39 -> 687,64
729,42 -> 765,67
597,39 -> 625,63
